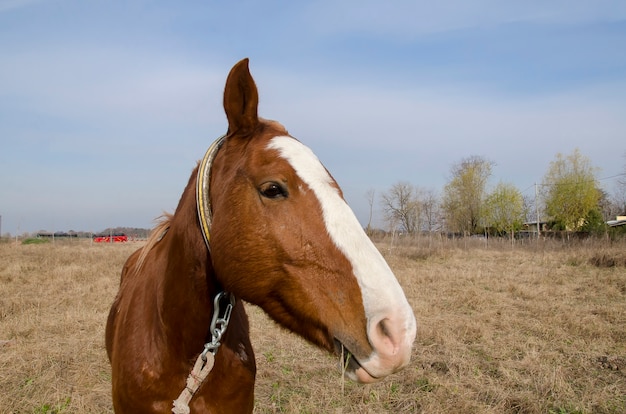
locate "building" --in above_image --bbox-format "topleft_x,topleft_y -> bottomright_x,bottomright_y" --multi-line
607,216 -> 626,227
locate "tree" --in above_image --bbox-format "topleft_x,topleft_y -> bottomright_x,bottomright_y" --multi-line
611,151 -> 626,216
381,182 -> 419,234
580,208 -> 607,234
541,148 -> 600,231
612,185 -> 626,217
420,188 -> 441,232
365,189 -> 376,235
598,188 -> 619,222
484,182 -> 525,237
441,155 -> 494,235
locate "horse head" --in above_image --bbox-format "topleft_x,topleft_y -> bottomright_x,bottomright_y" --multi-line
208,59 -> 417,383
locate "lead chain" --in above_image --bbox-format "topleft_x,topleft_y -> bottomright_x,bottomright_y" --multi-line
201,292 -> 235,363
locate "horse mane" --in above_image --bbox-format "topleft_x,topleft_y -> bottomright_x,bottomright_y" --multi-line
134,213 -> 173,275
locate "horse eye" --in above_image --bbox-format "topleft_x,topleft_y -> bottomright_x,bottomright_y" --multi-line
260,182 -> 287,199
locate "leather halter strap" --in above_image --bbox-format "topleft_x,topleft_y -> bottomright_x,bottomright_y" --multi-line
196,135 -> 226,252
174,135 -> 233,413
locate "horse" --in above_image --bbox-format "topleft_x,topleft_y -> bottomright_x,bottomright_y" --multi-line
105,58 -> 417,414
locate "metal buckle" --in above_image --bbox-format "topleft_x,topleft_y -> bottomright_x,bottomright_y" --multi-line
201,292 -> 236,362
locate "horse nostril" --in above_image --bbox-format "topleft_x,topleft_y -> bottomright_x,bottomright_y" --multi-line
374,318 -> 400,355
377,319 -> 389,339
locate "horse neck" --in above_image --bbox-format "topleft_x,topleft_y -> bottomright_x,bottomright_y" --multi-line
154,169 -> 218,357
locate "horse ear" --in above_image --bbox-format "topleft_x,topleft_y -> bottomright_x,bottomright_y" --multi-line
224,58 -> 259,136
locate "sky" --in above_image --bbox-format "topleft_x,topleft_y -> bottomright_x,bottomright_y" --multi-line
1,0 -> 625,235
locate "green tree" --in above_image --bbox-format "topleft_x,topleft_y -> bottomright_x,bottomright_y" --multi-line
484,182 -> 525,237
580,208 -> 607,234
441,155 -> 494,234
541,148 -> 600,231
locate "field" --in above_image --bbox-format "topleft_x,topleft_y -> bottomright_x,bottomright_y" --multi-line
0,237 -> 625,413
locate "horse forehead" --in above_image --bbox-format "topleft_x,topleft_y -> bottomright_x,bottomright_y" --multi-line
265,136 -> 335,188
266,135 -> 352,239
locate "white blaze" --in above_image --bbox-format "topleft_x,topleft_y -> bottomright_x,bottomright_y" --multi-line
267,136 -> 416,351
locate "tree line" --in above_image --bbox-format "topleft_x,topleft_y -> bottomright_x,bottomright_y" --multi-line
372,149 -> 626,238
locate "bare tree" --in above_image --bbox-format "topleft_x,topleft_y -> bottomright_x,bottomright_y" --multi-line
365,188 -> 376,235
612,151 -> 626,216
420,188 -> 440,232
381,182 -> 419,234
613,185 -> 626,217
522,194 -> 535,223
381,183 -> 442,234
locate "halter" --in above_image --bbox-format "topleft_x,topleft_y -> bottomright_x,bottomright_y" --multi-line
173,135 -> 233,414
196,134 -> 226,252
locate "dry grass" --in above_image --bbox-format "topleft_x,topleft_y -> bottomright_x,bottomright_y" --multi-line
0,238 -> 625,413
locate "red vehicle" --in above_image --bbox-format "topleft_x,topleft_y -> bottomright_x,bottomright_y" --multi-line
93,233 -> 128,243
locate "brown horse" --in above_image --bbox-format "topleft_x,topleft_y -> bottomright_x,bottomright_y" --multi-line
105,58 -> 417,413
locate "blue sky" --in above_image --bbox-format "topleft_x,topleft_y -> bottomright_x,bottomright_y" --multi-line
1,0 -> 625,234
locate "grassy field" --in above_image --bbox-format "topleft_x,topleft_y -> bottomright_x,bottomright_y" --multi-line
0,237 -> 624,413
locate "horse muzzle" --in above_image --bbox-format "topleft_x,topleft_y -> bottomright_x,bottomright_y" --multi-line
338,308 -> 417,383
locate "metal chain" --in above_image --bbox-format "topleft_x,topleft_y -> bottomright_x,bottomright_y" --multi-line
201,291 -> 236,363
172,291 -> 236,413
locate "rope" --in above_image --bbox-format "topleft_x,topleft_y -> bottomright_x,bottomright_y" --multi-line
172,352 -> 215,414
